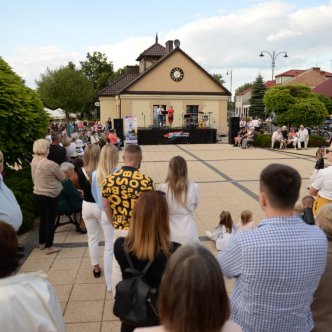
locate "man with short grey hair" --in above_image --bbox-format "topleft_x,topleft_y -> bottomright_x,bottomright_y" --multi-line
297,124 -> 309,150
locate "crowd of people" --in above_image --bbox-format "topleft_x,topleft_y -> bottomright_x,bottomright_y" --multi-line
234,117 -> 310,150
0,135 -> 332,331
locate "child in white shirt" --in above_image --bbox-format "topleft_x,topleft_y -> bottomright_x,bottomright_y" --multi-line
206,211 -> 234,251
236,210 -> 254,232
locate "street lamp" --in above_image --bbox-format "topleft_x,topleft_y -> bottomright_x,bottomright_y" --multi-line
227,70 -> 233,116
259,51 -> 288,80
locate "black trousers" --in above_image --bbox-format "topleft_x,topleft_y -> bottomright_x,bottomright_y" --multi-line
34,194 -> 58,248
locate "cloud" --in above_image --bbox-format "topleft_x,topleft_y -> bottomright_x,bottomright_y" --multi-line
6,1 -> 332,94
7,46 -> 81,87
267,29 -> 303,41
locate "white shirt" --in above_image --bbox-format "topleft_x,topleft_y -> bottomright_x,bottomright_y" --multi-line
0,272 -> 65,332
0,174 -> 23,231
312,166 -> 332,200
158,182 -> 200,245
272,131 -> 283,141
298,128 -> 309,140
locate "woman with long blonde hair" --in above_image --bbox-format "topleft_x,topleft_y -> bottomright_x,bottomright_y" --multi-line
114,191 -> 180,332
91,144 -> 119,291
158,156 -> 200,245
77,144 -> 101,277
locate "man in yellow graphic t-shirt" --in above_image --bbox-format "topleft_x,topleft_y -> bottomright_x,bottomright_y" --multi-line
102,144 -> 154,293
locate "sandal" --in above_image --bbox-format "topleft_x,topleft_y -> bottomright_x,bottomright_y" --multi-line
93,268 -> 101,278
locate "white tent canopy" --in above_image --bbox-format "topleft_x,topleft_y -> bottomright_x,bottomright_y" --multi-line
44,108 -> 66,120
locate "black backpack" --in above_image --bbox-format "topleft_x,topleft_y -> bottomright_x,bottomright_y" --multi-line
113,251 -> 159,327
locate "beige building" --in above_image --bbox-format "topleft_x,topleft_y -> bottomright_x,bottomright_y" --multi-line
98,37 -> 230,133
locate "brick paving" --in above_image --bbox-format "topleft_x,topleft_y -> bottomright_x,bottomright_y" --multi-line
18,143 -> 318,331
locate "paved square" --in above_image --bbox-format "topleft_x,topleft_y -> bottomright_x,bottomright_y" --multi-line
18,143 -> 317,331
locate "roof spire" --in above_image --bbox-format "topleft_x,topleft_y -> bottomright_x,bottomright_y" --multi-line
155,32 -> 158,44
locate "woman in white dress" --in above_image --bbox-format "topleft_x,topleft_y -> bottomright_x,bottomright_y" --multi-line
158,156 -> 200,245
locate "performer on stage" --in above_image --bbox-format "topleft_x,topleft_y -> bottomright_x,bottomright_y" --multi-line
168,106 -> 174,128
157,105 -> 164,128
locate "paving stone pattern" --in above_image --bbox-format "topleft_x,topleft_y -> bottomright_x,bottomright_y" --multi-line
18,143 -> 317,331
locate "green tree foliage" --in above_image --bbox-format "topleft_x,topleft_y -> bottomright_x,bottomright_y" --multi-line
249,74 -> 266,118
315,93 -> 332,114
263,85 -> 329,127
80,51 -> 115,91
211,73 -> 225,85
235,82 -> 254,94
276,98 -> 328,127
0,57 -> 48,165
36,65 -> 94,121
263,86 -> 296,113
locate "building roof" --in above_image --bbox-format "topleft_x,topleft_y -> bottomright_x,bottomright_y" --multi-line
264,80 -> 276,89
275,69 -> 305,78
99,41 -> 231,97
236,87 -> 252,96
312,78 -> 332,98
98,73 -> 140,96
136,41 -> 166,61
236,80 -> 275,96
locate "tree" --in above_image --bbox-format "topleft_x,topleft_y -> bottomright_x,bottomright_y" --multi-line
263,86 -> 296,113
249,74 -> 266,118
263,85 -> 329,127
211,73 -> 225,85
315,93 -> 332,114
36,65 -> 94,123
80,51 -> 115,91
277,98 -> 328,127
0,57 -> 49,165
235,82 -> 254,94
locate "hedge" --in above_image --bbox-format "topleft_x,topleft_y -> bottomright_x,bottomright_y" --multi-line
4,166 -> 36,233
254,133 -> 327,148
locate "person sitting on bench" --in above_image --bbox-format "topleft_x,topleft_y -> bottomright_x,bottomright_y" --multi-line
57,162 -> 86,233
241,128 -> 257,149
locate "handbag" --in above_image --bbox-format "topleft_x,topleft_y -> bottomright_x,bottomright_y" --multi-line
113,251 -> 159,327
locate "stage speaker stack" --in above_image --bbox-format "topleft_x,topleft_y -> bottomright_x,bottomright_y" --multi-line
228,117 -> 240,144
114,118 -> 124,145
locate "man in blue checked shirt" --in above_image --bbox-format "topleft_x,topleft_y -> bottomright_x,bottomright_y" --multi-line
218,164 -> 327,332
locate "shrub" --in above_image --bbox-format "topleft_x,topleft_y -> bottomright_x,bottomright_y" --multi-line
308,134 -> 328,148
3,166 -> 36,233
0,57 -> 49,166
254,134 -> 271,148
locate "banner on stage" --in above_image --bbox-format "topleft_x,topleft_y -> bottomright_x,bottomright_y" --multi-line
124,116 -> 138,145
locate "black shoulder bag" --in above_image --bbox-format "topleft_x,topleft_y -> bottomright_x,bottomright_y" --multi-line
113,251 -> 159,327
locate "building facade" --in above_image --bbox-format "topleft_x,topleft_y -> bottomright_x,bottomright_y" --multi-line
98,37 -> 230,133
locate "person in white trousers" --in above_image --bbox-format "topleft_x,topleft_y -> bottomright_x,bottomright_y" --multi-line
91,144 -> 119,292
77,144 -> 102,278
298,125 -> 309,149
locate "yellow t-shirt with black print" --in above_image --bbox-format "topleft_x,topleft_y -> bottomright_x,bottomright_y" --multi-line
102,166 -> 154,230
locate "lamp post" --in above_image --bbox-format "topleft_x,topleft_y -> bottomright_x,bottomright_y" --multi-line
227,70 -> 233,116
259,51 -> 288,80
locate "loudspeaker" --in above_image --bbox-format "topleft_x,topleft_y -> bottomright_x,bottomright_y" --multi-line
114,118 -> 124,144
228,117 -> 240,144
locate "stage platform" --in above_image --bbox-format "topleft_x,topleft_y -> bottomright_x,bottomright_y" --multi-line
137,127 -> 217,145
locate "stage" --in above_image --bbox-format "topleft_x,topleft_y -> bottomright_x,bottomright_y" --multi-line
137,127 -> 217,145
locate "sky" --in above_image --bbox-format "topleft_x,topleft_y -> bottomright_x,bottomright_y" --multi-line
1,0 -> 332,96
